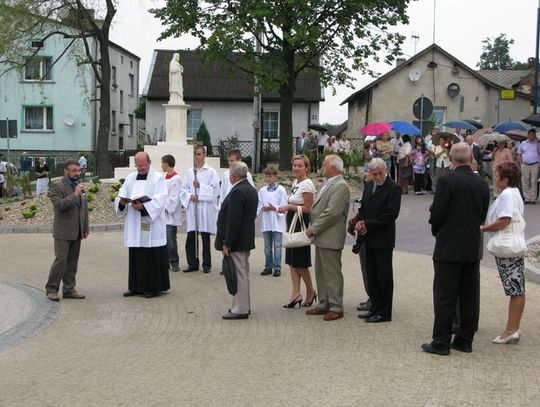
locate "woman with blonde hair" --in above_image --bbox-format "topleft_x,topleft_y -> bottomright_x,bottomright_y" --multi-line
278,155 -> 317,308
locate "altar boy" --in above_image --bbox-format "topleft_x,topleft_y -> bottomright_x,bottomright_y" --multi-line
257,166 -> 287,277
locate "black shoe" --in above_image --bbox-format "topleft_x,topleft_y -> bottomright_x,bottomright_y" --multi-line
365,314 -> 391,323
202,268 -> 211,273
450,342 -> 472,353
222,312 -> 249,320
183,268 -> 198,273
358,312 -> 374,319
273,270 -> 281,277
261,268 -> 273,276
123,291 -> 138,297
421,343 -> 450,356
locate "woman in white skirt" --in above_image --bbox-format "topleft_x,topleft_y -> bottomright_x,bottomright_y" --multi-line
34,157 -> 50,196
481,161 -> 525,344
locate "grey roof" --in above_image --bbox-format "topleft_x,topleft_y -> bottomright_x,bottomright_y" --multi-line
476,69 -> 531,88
144,50 -> 323,102
341,44 -> 533,105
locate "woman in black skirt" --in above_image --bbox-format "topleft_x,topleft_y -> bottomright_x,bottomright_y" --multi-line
278,155 -> 316,308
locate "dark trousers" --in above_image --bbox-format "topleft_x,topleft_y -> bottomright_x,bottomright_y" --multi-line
390,157 -> 397,180
358,243 -> 370,301
46,238 -> 81,294
432,261 -> 479,347
453,262 -> 481,333
166,225 -> 179,266
365,248 -> 394,319
413,173 -> 425,192
185,231 -> 211,270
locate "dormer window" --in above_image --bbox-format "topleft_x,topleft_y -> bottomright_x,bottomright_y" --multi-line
31,40 -> 44,49
24,56 -> 52,81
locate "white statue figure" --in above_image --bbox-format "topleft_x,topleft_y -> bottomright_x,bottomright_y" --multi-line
169,53 -> 184,104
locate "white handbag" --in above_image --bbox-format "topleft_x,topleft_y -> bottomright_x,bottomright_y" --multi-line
486,194 -> 527,258
282,206 -> 313,248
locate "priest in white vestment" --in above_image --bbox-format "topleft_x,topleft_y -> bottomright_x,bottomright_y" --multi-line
115,152 -> 170,298
180,145 -> 220,273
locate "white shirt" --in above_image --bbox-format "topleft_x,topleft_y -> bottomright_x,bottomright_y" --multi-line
164,173 -> 183,226
0,161 -> 6,183
288,178 -> 316,205
486,187 -> 524,229
180,163 -> 220,234
318,134 -> 328,147
435,145 -> 451,168
115,170 -> 168,248
257,184 -> 288,233
78,156 -> 87,169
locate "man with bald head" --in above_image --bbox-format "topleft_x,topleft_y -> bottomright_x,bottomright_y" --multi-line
115,152 -> 170,298
422,143 -> 489,355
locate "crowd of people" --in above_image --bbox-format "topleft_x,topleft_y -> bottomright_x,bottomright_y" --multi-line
41,127 -> 538,353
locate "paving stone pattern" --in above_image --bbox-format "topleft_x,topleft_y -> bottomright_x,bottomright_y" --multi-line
1,230 -> 540,406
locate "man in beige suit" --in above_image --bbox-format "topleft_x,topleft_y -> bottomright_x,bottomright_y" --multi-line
45,159 -> 89,302
306,154 -> 351,321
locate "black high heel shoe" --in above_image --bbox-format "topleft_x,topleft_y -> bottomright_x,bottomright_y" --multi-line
283,295 -> 303,308
302,291 -> 317,307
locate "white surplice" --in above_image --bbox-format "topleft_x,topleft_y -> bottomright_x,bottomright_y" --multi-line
257,184 -> 288,233
220,169 -> 254,206
164,173 -> 182,226
115,169 -> 168,248
180,163 -> 219,234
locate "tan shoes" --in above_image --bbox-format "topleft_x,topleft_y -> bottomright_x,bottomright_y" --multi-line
63,290 -> 86,299
46,292 -> 60,302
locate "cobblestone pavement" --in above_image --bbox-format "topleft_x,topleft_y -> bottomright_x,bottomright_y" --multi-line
1,230 -> 540,406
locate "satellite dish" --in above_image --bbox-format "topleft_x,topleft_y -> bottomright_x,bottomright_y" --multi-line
408,68 -> 421,82
64,114 -> 75,126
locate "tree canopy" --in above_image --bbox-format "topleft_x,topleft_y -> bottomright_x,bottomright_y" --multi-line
0,0 -> 117,177
152,0 -> 411,169
477,33 -> 527,70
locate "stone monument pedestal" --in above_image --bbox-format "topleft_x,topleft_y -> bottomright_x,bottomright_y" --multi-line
114,102 -> 222,180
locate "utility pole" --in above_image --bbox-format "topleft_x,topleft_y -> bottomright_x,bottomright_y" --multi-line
252,29 -> 263,173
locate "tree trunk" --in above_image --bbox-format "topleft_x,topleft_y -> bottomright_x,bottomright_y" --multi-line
278,85 -> 294,171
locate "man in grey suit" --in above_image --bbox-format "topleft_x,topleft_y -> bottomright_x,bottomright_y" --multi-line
306,154 -> 351,321
45,159 -> 89,302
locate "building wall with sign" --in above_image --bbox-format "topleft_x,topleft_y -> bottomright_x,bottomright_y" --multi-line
342,44 -> 532,137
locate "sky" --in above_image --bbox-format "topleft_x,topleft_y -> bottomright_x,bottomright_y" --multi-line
109,0 -> 538,125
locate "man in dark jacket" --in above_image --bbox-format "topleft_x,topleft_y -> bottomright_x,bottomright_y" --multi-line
356,157 -> 402,323
45,159 -> 89,302
215,161 -> 258,320
422,143 -> 490,355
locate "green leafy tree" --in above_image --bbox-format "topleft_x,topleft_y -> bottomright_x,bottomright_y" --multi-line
0,0 -> 117,177
134,97 -> 146,119
477,33 -> 517,70
196,120 -> 213,156
152,0 -> 410,170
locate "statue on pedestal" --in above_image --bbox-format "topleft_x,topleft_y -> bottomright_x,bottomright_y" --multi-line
168,53 -> 184,104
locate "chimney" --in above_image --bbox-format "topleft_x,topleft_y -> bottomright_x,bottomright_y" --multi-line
396,58 -> 406,67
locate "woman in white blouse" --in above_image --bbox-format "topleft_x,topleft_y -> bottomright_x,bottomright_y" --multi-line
278,155 -> 317,308
481,161 -> 526,344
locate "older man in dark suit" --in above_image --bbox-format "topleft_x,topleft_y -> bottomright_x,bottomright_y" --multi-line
422,143 -> 490,355
45,159 -> 89,301
356,157 -> 402,323
215,161 -> 259,320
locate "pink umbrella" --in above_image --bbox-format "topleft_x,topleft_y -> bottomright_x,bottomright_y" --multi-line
360,122 -> 392,136
504,129 -> 528,141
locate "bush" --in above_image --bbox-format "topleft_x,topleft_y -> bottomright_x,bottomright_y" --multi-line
28,202 -> 37,211
110,192 -> 118,202
21,210 -> 36,219
86,193 -> 95,203
111,182 -> 122,191
88,204 -> 95,212
196,121 -> 213,155
87,183 -> 99,193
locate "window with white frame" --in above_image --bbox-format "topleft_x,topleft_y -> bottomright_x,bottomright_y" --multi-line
24,106 -> 53,131
128,114 -> 134,137
187,110 -> 202,140
129,74 -> 134,95
24,56 -> 52,81
262,111 -> 279,139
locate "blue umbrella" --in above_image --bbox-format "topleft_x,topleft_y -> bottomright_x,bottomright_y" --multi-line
443,120 -> 477,131
389,120 -> 420,135
492,120 -> 528,133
